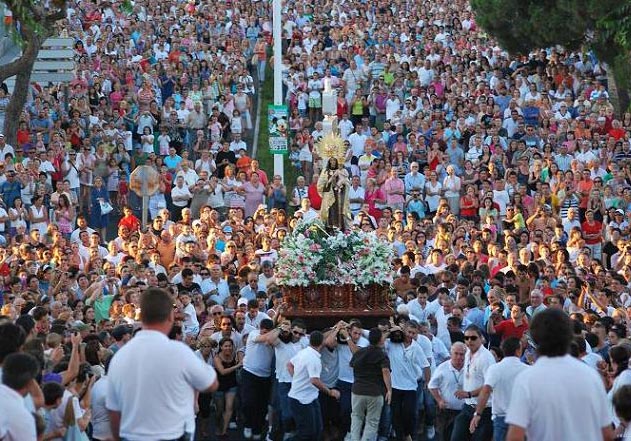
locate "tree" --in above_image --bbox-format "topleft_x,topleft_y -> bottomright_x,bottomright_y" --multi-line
0,0 -> 67,147
470,0 -> 631,110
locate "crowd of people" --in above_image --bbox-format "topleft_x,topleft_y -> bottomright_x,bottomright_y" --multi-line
2,0 -> 631,440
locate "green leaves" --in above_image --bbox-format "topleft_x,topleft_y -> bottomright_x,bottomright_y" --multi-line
470,0 -> 631,63
471,0 -> 593,56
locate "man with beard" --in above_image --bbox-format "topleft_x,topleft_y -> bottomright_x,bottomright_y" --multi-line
271,319 -> 309,439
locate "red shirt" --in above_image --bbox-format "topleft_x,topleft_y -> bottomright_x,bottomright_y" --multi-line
307,183 -> 322,210
581,220 -> 603,245
495,319 -> 529,341
119,215 -> 141,232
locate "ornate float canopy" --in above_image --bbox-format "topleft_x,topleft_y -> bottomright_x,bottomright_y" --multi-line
316,132 -> 347,164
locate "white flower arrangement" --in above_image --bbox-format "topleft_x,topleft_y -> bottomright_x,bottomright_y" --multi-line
275,219 -> 395,287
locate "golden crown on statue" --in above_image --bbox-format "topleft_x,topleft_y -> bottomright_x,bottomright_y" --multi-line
316,132 -> 347,164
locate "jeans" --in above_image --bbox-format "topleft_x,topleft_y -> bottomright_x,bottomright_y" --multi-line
336,380 -> 353,435
450,405 -> 493,441
377,398 -> 391,441
417,379 -> 436,427
493,416 -> 507,441
240,369 -> 272,436
391,389 -> 417,441
435,408 -> 460,441
277,381 -> 293,433
289,397 -> 322,441
350,394 -> 384,441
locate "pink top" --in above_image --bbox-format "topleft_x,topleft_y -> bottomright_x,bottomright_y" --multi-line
383,177 -> 405,205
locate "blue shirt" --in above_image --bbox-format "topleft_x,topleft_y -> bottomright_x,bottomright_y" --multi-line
164,155 -> 182,171
404,172 -> 425,193
1,180 -> 22,207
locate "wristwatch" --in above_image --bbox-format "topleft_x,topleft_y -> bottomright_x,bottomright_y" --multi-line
473,411 -> 479,417
468,392 -> 472,399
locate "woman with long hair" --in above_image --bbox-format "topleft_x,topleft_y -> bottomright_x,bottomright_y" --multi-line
213,337 -> 243,439
55,194 -> 75,239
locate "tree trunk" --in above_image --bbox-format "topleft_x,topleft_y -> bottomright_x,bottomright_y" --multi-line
608,53 -> 631,115
0,30 -> 42,146
4,63 -> 34,146
0,2 -> 67,146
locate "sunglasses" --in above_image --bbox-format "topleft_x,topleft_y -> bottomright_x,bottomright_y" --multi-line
464,335 -> 479,341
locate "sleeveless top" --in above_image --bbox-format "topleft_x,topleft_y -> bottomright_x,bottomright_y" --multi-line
217,356 -> 238,391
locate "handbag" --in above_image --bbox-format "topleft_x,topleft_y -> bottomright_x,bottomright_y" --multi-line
63,397 -> 90,441
99,200 -> 114,215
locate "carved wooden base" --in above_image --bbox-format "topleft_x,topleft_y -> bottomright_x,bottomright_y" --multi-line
281,284 -> 393,329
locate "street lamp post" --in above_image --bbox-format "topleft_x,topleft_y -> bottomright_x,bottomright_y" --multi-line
272,0 -> 284,181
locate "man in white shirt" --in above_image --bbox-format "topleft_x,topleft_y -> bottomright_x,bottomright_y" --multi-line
470,337 -> 528,441
429,342 -> 466,441
180,292 -> 200,337
271,319 -> 309,438
90,358 -> 112,441
348,175 -> 365,217
324,321 -> 369,439
449,325 -> 496,441
407,286 -> 441,323
241,319 -> 280,440
171,175 -> 193,221
288,331 -> 340,440
386,321 -> 430,441
200,264 -> 230,304
295,197 -> 319,222
0,353 -> 39,441
505,309 -> 613,441
106,287 -> 218,441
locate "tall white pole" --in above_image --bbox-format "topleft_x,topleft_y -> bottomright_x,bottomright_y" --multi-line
272,0 -> 284,181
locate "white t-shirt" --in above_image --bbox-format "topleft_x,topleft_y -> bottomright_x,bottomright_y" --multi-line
288,346 -> 322,404
182,303 -> 199,334
484,356 -> 529,417
428,359 -> 465,410
608,369 -> 631,427
106,330 -> 217,441
506,355 -> 610,441
0,384 -> 36,441
348,185 -> 365,213
243,329 -> 275,378
463,346 -> 496,406
90,376 -> 112,441
386,340 -> 430,390
337,337 -> 369,383
275,338 -> 309,383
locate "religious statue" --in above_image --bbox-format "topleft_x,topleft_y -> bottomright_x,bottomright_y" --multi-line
316,133 -> 351,229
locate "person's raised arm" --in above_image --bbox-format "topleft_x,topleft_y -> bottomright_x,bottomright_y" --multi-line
62,332 -> 82,385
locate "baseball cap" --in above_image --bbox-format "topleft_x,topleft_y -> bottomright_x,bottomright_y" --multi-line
72,321 -> 90,332
223,226 -> 233,233
111,324 -> 133,340
237,297 -> 248,307
616,209 -> 625,215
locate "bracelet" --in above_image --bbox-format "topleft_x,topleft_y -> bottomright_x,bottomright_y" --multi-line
468,392 -> 472,398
